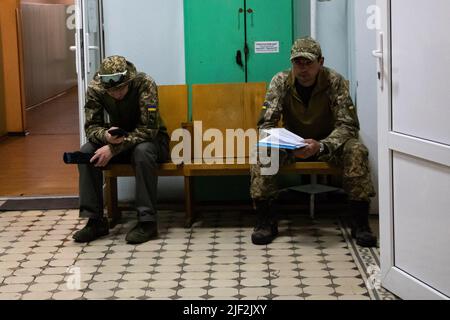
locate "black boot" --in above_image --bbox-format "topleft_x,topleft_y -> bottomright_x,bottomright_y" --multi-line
349,201 -> 377,248
251,200 -> 278,246
73,217 -> 109,243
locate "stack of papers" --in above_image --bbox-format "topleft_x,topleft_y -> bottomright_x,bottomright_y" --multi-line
258,128 -> 308,150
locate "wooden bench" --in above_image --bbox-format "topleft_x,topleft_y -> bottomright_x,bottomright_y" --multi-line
104,83 -> 341,228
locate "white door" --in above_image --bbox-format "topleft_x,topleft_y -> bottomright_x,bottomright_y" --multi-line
72,0 -> 104,145
376,0 -> 450,300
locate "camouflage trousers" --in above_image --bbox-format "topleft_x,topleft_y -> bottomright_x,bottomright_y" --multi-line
250,139 -> 376,202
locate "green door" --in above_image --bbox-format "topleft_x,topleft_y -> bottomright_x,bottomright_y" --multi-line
246,0 -> 293,82
184,0 -> 246,84
184,0 -> 293,84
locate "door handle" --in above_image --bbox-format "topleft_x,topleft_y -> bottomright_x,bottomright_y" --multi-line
85,33 -> 91,74
70,34 -> 79,75
247,8 -> 254,27
85,33 -> 99,74
372,32 -> 384,90
238,8 -> 244,29
236,50 -> 243,67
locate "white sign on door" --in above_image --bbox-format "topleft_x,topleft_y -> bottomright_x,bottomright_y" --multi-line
255,41 -> 279,54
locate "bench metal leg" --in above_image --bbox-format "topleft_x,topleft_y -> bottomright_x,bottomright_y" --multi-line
310,175 -> 317,220
288,174 -> 341,220
105,176 -> 121,229
184,176 -> 195,228
310,193 -> 315,220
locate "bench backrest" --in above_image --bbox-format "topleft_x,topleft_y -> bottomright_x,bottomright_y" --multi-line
191,82 -> 266,161
158,85 -> 188,151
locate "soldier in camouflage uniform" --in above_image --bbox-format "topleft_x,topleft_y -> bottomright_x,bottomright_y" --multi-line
73,56 -> 170,244
250,37 -> 377,247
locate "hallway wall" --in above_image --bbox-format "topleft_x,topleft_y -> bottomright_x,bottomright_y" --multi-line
0,23 -> 6,137
21,3 -> 77,108
22,0 -> 73,4
0,0 -> 25,133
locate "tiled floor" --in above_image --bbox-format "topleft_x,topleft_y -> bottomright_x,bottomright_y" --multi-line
0,208 -> 397,300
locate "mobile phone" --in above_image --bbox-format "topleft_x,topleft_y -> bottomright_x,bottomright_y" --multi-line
108,128 -> 128,138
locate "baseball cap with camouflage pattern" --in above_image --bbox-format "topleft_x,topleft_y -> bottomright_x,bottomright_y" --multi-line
290,37 -> 322,62
98,55 -> 136,90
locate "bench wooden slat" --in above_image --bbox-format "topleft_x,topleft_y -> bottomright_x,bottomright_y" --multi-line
104,163 -> 184,177
183,162 -> 340,177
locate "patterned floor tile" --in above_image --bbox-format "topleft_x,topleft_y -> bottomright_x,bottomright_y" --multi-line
114,289 -> 146,299
208,287 -> 239,298
0,209 -> 398,300
22,292 -> 53,300
83,290 -> 115,299
272,286 -> 303,296
180,279 -> 209,288
52,290 -> 84,300
0,292 -> 22,300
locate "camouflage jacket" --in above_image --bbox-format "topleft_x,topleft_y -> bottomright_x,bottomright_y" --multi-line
84,63 -> 169,156
258,67 -> 360,157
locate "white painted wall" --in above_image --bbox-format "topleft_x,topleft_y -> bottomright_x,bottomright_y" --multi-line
293,0 -> 311,39
352,0 -> 379,213
103,0 -> 185,85
314,0 -> 379,213
102,0 -> 186,202
315,0 -> 349,78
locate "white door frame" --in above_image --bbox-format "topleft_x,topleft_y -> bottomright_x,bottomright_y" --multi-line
74,0 -> 104,146
376,0 -> 450,300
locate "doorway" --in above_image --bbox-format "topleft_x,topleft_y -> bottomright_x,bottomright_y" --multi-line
0,0 -> 80,197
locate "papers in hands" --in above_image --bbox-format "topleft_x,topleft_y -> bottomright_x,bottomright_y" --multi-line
258,128 -> 308,150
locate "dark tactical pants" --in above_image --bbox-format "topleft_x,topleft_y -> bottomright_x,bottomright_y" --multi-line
78,141 -> 169,222
250,138 -> 376,202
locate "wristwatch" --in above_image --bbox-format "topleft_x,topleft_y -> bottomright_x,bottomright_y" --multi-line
318,142 -> 325,156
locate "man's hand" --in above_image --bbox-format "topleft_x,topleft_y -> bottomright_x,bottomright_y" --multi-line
294,139 -> 321,159
91,145 -> 113,167
106,127 -> 125,145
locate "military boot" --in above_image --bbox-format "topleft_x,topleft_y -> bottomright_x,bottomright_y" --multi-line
126,221 -> 158,244
350,201 -> 378,248
251,200 -> 278,246
73,217 -> 109,243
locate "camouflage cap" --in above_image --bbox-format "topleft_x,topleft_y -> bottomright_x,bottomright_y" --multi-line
98,55 -> 136,90
290,37 -> 322,62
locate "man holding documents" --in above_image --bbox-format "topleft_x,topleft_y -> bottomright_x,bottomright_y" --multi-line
250,37 -> 377,248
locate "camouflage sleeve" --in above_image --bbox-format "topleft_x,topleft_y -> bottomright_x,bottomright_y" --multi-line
109,75 -> 161,156
257,71 -> 289,130
84,87 -> 108,145
321,74 -> 360,156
